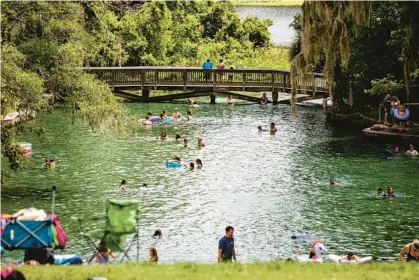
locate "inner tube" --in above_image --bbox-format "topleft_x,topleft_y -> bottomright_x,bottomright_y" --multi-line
165,161 -> 183,168
149,116 -> 161,124
328,254 -> 372,264
394,108 -> 410,121
143,120 -> 152,125
161,117 -> 175,124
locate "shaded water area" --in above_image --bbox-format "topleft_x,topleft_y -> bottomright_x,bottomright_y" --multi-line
2,100 -> 418,264
236,6 -> 300,46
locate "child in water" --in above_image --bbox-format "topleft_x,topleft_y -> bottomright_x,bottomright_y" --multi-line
198,138 -> 205,148
119,180 -> 126,191
187,111 -> 192,121
270,123 -> 277,134
196,158 -> 203,169
184,139 -> 189,147
329,178 -> 343,187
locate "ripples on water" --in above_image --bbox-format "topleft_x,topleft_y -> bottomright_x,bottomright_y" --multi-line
2,101 -> 418,263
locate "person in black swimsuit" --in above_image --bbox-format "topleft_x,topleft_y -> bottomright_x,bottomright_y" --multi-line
400,240 -> 419,262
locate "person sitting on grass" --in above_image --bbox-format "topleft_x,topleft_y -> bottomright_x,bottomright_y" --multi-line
400,239 -> 419,262
95,241 -> 115,264
149,248 -> 158,264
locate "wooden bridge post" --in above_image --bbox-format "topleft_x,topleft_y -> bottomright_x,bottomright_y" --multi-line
141,71 -> 145,91
183,70 -> 187,91
142,87 -> 150,103
210,94 -> 216,104
282,73 -> 287,93
242,72 -> 246,91
272,91 -> 278,104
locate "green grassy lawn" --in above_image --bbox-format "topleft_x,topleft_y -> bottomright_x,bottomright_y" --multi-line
233,0 -> 303,7
17,261 -> 419,280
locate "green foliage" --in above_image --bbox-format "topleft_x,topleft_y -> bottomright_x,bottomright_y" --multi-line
365,76 -> 404,96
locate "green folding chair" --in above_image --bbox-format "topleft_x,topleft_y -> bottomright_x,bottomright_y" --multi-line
77,199 -> 140,263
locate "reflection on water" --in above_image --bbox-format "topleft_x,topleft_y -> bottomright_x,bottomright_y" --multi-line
236,6 -> 300,46
2,102 -> 418,263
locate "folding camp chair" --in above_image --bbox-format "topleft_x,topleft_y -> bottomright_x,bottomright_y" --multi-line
1,186 -> 59,251
78,199 -> 140,263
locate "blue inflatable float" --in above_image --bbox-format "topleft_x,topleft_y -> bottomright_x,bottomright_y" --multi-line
161,117 -> 175,124
394,108 -> 410,121
165,161 -> 183,168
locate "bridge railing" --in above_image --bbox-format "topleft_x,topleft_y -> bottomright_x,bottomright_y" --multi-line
84,67 -> 328,93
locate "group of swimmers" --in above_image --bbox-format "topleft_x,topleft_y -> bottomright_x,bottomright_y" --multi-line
383,144 -> 418,157
171,156 -> 203,170
158,133 -> 205,148
376,187 -> 406,198
258,123 -> 277,134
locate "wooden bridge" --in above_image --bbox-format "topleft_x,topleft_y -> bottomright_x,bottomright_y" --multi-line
84,67 -> 328,103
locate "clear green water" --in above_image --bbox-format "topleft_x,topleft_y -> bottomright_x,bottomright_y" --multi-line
2,101 -> 418,263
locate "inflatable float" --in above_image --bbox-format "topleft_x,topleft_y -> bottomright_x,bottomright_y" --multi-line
18,142 -> 32,155
165,161 -> 183,168
394,108 -> 410,121
295,241 -> 327,263
328,254 -> 373,264
149,116 -> 161,124
161,117 -> 175,124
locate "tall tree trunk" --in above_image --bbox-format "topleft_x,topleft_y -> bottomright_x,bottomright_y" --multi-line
348,72 -> 354,107
404,59 -> 411,102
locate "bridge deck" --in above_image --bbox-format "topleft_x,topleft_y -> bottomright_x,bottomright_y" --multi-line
84,67 -> 328,94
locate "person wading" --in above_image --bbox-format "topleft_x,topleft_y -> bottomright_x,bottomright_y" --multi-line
218,226 -> 236,263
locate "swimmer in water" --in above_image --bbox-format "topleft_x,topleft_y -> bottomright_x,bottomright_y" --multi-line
172,156 -> 181,163
175,134 -> 181,142
377,188 -> 384,197
339,252 -> 360,263
172,108 -> 182,119
258,126 -> 267,132
184,138 -> 189,147
187,110 -> 192,121
189,162 -> 195,170
159,132 -> 167,140
198,138 -> 205,148
329,178 -> 343,187
119,180 -> 126,191
269,123 -> 277,134
196,158 -> 202,169
152,229 -> 162,239
227,95 -> 234,105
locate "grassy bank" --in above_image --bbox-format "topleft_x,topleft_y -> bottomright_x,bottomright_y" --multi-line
17,261 -> 419,280
233,0 -> 303,7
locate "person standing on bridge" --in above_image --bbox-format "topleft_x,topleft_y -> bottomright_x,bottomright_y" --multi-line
217,59 -> 225,82
203,59 -> 213,82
